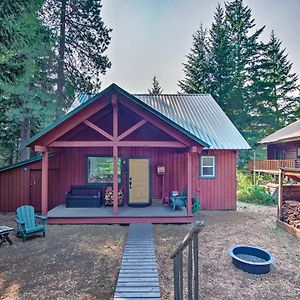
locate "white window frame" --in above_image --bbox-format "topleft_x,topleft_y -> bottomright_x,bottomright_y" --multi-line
200,155 -> 216,178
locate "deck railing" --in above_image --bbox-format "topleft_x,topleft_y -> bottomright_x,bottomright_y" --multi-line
248,159 -> 296,172
170,221 -> 205,300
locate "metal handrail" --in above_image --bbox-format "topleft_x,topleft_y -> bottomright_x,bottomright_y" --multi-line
170,221 -> 205,300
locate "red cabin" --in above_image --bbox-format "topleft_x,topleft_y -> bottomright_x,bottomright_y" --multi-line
0,84 -> 250,224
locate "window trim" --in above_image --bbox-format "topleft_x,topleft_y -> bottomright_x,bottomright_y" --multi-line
85,155 -> 122,185
199,155 -> 216,178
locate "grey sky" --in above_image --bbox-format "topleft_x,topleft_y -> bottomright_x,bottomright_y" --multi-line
101,0 -> 300,93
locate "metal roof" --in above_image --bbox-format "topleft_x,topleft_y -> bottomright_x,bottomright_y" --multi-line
68,87 -> 250,150
133,94 -> 250,149
26,83 -> 250,149
260,119 -> 300,144
0,153 -> 56,172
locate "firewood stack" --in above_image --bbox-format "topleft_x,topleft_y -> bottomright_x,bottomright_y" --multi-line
280,200 -> 300,229
104,186 -> 124,206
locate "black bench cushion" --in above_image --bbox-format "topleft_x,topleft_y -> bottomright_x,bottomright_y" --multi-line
69,185 -> 102,196
66,185 -> 102,207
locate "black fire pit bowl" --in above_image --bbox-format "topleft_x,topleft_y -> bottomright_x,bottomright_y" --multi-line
229,245 -> 274,274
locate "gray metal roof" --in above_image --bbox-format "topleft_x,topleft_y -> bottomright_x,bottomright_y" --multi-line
260,119 -> 300,144
69,90 -> 250,150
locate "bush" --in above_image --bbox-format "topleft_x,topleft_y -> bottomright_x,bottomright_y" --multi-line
237,171 -> 276,205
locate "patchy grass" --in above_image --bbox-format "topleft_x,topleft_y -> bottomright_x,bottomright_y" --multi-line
154,202 -> 300,300
0,213 -> 127,300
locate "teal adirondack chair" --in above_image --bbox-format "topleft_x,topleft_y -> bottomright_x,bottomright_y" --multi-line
15,205 -> 47,242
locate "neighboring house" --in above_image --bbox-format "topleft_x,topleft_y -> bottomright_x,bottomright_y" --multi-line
0,84 -> 249,224
249,120 -> 300,173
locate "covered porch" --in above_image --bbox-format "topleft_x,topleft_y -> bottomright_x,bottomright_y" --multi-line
29,88 -> 205,223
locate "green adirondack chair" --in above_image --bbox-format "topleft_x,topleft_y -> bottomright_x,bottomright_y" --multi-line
15,205 -> 47,242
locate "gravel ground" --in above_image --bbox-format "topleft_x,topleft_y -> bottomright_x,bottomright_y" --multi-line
0,213 -> 127,300
154,202 -> 300,300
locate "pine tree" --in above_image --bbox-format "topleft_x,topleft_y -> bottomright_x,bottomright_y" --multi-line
40,0 -> 112,116
178,25 -> 210,94
223,0 -> 264,131
0,1 -> 30,84
0,1 -> 56,163
253,31 -> 299,133
148,76 -> 163,95
208,4 -> 235,109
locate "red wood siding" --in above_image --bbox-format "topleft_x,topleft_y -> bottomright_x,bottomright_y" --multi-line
0,148 -> 236,211
58,148 -> 236,210
0,156 -> 60,212
195,150 -> 237,210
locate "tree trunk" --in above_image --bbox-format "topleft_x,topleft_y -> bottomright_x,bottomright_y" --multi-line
56,0 -> 67,118
19,106 -> 30,161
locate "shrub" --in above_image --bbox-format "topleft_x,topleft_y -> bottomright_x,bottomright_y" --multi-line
237,171 -> 276,205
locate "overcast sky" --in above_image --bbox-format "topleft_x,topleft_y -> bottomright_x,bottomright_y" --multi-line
101,0 -> 300,94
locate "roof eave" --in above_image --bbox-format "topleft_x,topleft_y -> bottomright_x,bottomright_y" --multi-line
25,84 -> 116,147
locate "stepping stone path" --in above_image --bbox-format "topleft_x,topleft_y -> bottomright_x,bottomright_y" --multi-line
114,223 -> 161,300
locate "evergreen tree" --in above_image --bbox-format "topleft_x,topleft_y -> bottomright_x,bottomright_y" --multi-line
0,1 -> 56,163
179,25 -> 210,94
223,0 -> 264,132
148,76 -> 163,95
208,4 -> 235,109
40,0 -> 112,116
253,31 -> 299,133
0,1 -> 30,84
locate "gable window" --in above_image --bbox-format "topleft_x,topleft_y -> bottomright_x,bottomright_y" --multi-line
200,155 -> 216,178
87,156 -> 121,184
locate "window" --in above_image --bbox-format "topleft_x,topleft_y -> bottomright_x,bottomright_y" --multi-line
87,156 -> 121,184
297,148 -> 300,158
200,156 -> 216,178
274,149 -> 284,160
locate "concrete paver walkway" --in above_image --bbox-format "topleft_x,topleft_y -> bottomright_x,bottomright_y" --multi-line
114,223 -> 161,300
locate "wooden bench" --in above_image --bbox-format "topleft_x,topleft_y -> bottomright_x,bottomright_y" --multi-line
66,185 -> 102,208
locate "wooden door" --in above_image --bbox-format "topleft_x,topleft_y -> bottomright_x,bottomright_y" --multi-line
128,159 -> 150,206
29,170 -> 41,211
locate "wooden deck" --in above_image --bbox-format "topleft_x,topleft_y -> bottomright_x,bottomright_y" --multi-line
248,159 -> 296,174
47,204 -> 192,224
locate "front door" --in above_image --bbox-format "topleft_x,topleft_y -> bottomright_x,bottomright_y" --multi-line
128,158 -> 150,206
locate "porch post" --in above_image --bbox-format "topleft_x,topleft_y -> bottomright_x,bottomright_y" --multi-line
112,94 -> 118,216
41,150 -> 49,215
113,145 -> 118,216
187,151 -> 192,216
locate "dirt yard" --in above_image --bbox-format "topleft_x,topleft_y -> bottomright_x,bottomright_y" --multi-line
154,202 -> 300,300
0,213 -> 127,300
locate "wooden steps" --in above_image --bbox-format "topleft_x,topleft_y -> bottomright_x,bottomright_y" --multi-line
114,223 -> 161,300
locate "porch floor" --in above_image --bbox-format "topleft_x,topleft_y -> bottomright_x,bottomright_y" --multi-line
47,204 -> 192,224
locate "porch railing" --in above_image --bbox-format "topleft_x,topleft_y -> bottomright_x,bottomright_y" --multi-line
170,221 -> 205,300
248,159 -> 296,172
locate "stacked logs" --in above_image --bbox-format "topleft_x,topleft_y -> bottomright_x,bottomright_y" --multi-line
104,186 -> 124,206
280,200 -> 300,229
